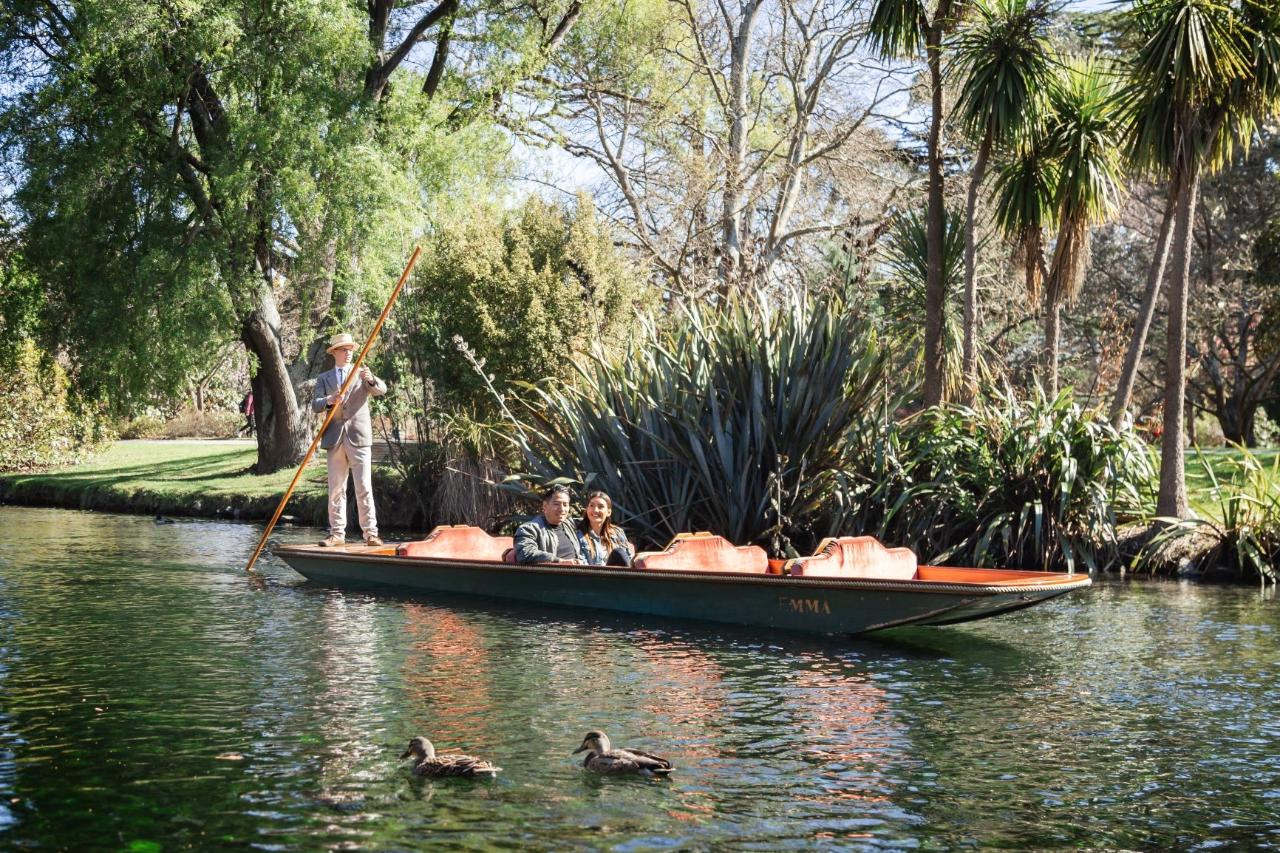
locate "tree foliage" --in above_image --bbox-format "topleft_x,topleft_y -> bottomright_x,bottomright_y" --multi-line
0,0 -> 582,470
401,194 -> 655,413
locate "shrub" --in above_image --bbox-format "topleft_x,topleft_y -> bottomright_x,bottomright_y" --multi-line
118,414 -> 166,440
161,408 -> 243,439
0,340 -> 110,471
831,388 -> 1155,572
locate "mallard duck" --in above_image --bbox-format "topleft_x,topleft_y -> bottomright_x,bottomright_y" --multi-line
572,730 -> 674,776
399,736 -> 501,779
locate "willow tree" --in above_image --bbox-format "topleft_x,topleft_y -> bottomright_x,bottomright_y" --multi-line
1123,0 -> 1280,517
0,0 -> 583,472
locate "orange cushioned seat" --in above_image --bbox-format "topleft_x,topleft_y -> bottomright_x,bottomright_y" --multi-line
396,525 -> 512,562
633,532 -> 769,574
785,536 -> 918,580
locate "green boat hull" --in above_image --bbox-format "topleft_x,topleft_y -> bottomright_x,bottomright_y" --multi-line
272,545 -> 1091,635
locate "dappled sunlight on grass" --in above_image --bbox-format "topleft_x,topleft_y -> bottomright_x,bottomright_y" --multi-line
0,440 -> 327,501
1186,447 -> 1279,521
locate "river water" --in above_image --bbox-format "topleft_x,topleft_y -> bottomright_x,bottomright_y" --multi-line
0,506 -> 1277,850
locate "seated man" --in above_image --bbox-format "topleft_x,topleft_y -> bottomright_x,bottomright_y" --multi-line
514,485 -> 584,565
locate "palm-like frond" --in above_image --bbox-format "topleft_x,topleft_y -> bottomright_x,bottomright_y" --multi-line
1123,0 -> 1262,173
1130,0 -> 1251,108
950,0 -> 1056,144
878,206 -> 971,397
865,0 -> 929,58
1043,57 -> 1126,305
992,127 -> 1058,300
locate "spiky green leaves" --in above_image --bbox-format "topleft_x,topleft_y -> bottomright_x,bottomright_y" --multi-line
508,291 -> 889,551
865,0 -> 931,59
950,0 -> 1056,145
1123,0 -> 1280,175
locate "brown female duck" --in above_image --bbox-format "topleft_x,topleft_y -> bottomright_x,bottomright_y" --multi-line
399,736 -> 501,779
572,730 -> 674,777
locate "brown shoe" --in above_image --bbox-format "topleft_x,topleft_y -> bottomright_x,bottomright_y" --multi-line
319,535 -> 345,547
364,535 -> 384,547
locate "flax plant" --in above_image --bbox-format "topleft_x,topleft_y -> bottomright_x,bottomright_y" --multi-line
505,290 -> 889,551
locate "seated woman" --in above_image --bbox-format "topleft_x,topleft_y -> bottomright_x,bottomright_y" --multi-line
577,491 -> 634,567
513,485 -> 584,565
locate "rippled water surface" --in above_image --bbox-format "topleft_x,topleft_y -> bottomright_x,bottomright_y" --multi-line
0,506 -> 1278,850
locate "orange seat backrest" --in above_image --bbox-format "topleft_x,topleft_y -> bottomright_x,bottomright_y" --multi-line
786,536 -> 918,580
396,525 -> 512,562
634,532 -> 769,574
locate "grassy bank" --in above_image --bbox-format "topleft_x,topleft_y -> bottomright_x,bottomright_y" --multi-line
3,438 -> 1275,548
0,440 -> 334,526
1186,447 -> 1278,493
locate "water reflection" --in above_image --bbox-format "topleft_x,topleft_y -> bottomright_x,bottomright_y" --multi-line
400,605 -> 496,751
0,507 -> 1278,850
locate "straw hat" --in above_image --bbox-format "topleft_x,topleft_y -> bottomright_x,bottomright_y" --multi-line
326,332 -> 356,353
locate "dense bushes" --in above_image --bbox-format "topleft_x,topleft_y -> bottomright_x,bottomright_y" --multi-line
0,340 -> 109,471
505,292 -> 1154,571
831,390 -> 1155,571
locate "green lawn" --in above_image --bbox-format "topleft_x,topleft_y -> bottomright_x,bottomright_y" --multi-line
1186,447 -> 1279,490
1182,446 -> 1279,520
0,440 -> 329,520
4,439 -> 327,499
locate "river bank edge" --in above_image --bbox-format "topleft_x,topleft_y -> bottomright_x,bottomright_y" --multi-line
0,441 -> 1260,582
0,440 -> 425,532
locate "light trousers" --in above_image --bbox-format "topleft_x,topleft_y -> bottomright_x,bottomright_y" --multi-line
326,440 -> 378,539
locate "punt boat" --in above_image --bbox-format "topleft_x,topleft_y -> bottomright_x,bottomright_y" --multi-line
272,526 -> 1091,635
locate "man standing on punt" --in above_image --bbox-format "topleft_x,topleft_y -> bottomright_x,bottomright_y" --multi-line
313,332 -> 387,548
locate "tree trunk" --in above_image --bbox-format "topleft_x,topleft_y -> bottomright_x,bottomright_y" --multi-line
961,132 -> 992,403
1109,182 -> 1178,427
1157,161 -> 1201,519
1217,394 -> 1259,446
241,283 -> 311,473
1187,388 -> 1197,445
922,27 -> 948,407
720,1 -> 763,290
1045,298 -> 1060,396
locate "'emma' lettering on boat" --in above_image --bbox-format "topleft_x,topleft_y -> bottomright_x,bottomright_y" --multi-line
778,596 -> 831,615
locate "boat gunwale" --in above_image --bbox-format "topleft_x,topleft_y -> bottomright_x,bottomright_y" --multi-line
271,544 -> 1092,597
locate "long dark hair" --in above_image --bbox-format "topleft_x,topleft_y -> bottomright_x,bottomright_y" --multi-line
577,491 -> 620,554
